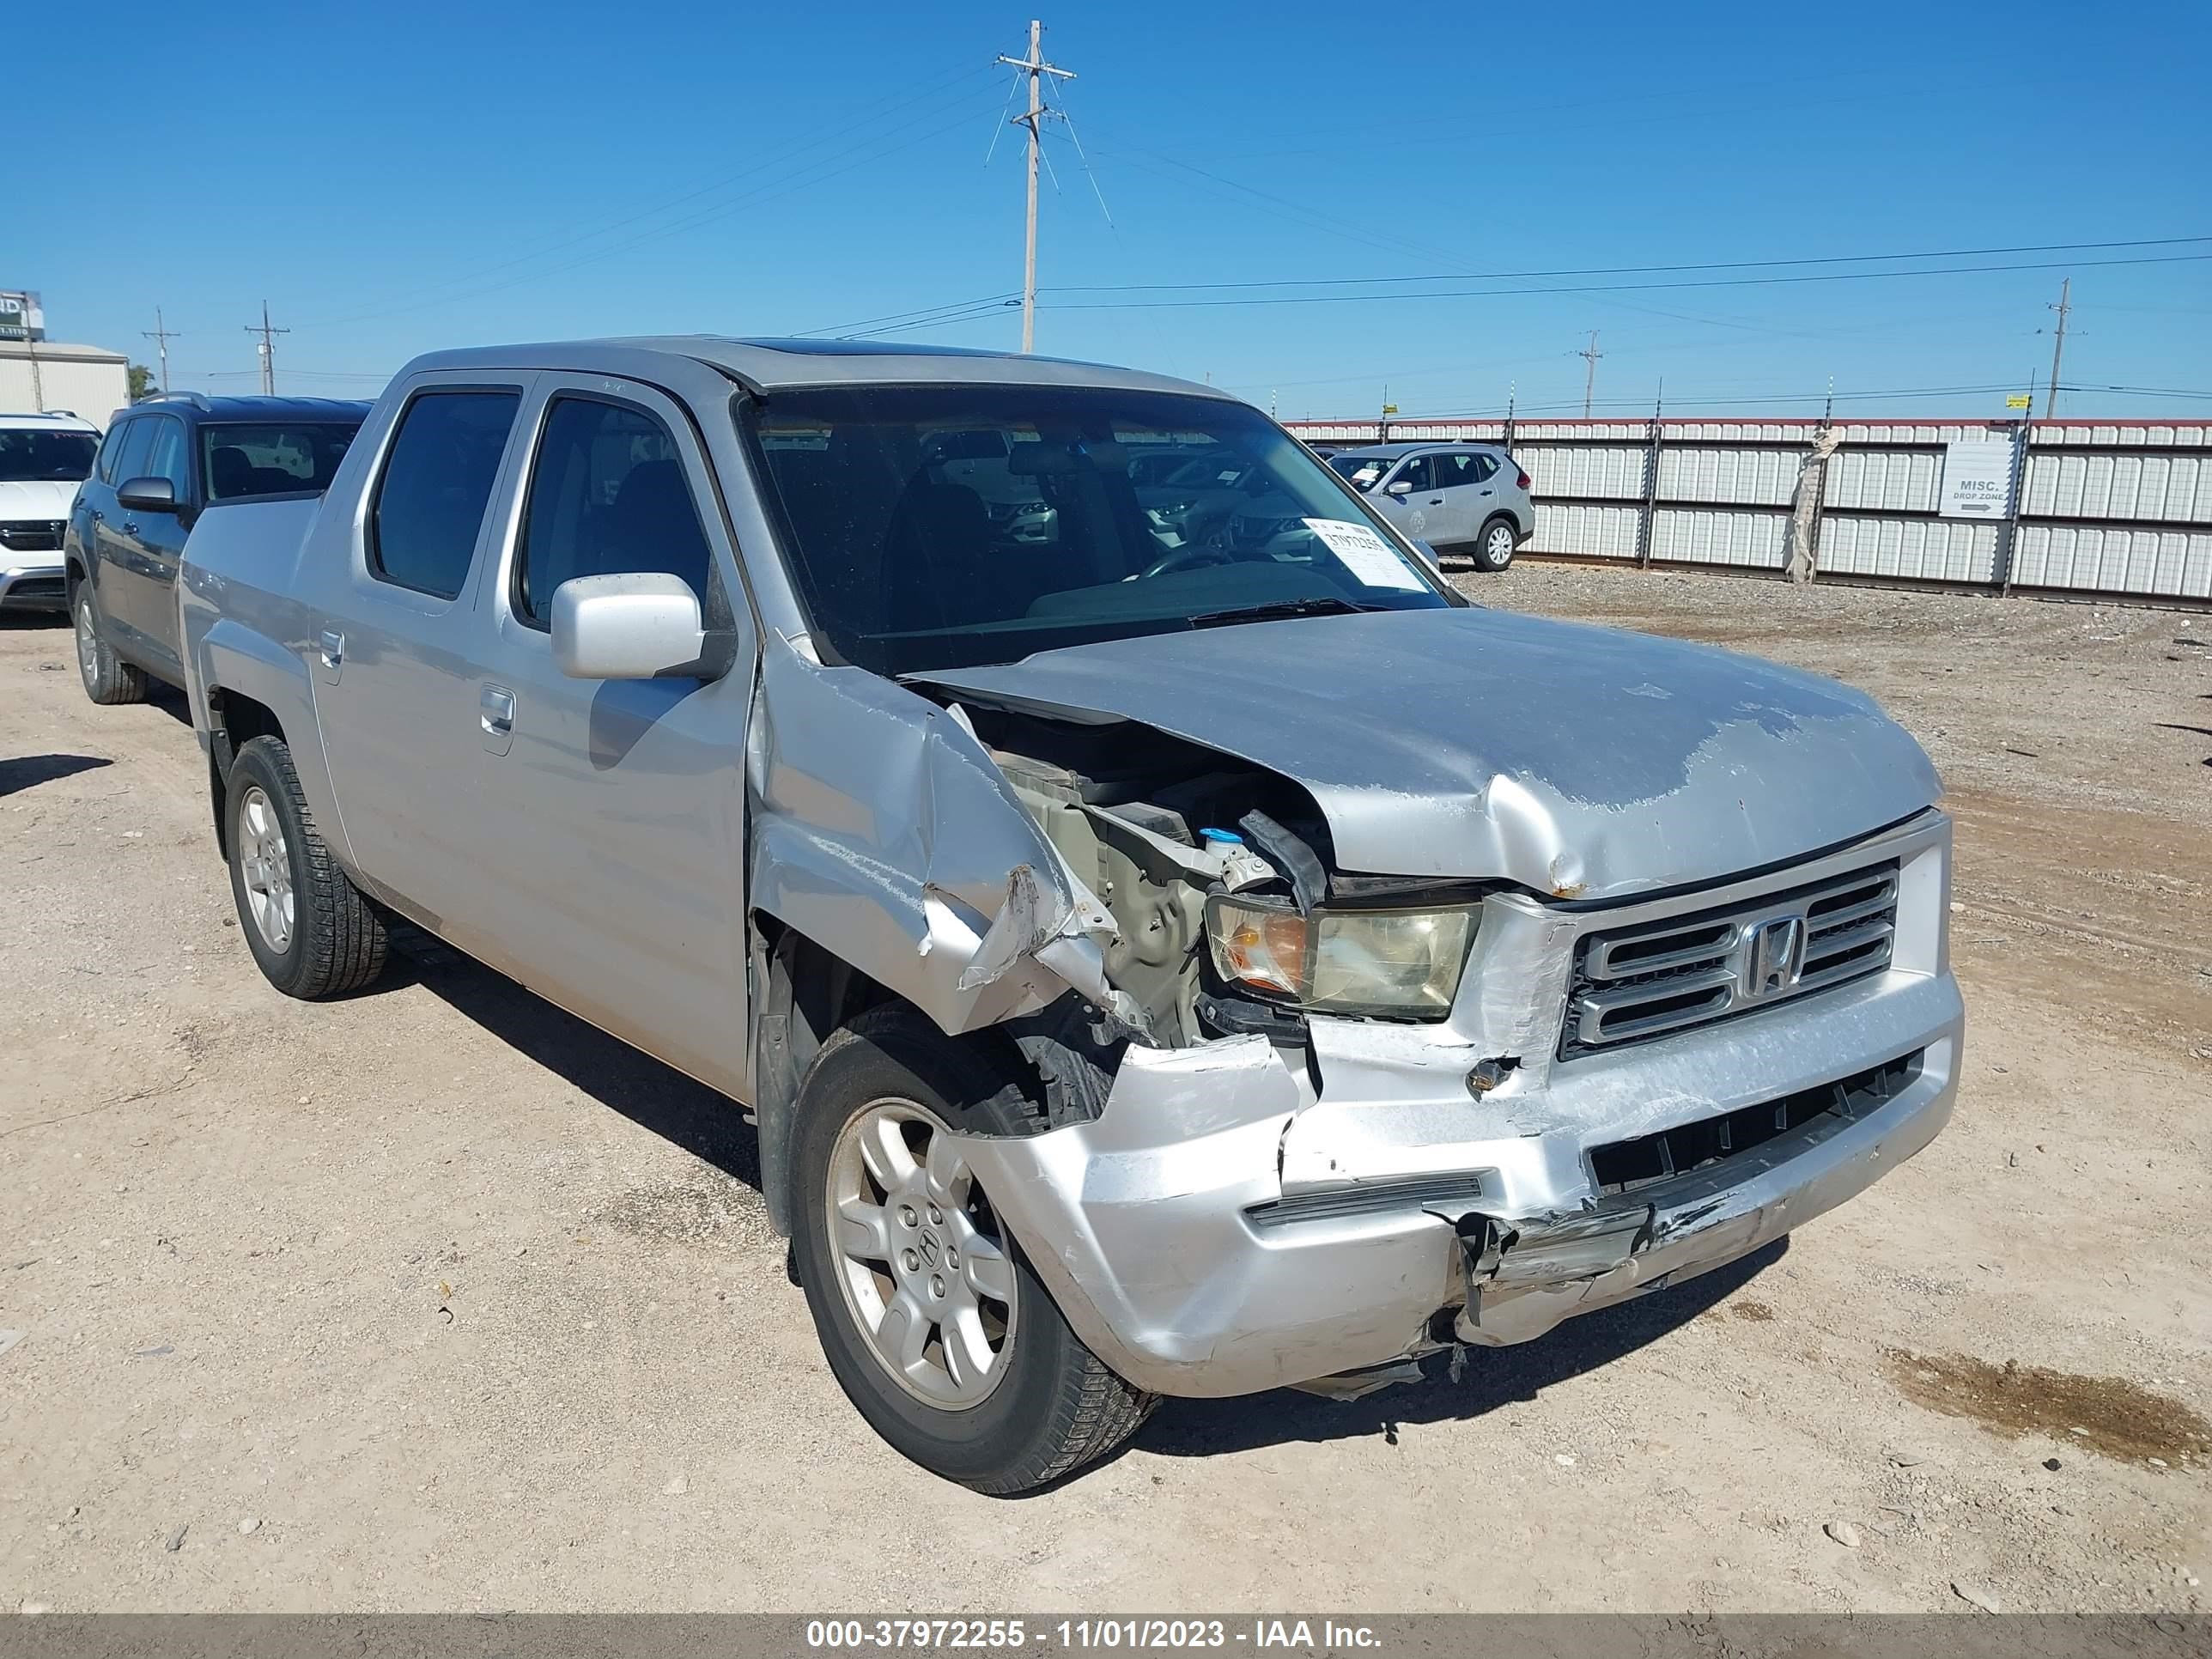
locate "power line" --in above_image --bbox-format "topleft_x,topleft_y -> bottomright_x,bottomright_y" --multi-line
1099,146 -> 1475,274
1044,235 -> 2212,296
794,292 -> 1023,338
1364,380 -> 2055,422
1042,252 -> 2212,313
2062,383 -> 2212,399
862,301 -> 1026,337
1275,376 -> 2212,419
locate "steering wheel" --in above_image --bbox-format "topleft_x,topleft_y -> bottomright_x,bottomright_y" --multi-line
1139,539 -> 1237,580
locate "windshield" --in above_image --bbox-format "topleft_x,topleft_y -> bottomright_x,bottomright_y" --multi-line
1328,453 -> 1394,492
202,422 -> 361,500
0,428 -> 97,483
744,386 -> 1450,676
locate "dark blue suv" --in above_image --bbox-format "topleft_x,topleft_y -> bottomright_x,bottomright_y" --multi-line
66,392 -> 370,702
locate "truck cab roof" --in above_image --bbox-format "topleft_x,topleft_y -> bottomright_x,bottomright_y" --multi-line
400,337 -> 1235,400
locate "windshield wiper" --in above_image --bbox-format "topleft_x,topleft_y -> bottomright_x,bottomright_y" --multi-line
1187,596 -> 1383,629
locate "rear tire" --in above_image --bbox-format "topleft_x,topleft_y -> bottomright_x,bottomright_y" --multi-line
224,736 -> 389,1000
1471,514 -> 1518,574
791,1006 -> 1154,1494
73,586 -> 147,705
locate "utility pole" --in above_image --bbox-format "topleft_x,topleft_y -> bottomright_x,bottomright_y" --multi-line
244,301 -> 289,395
24,333 -> 40,412
998,20 -> 1074,353
143,307 -> 181,393
2042,276 -> 2071,418
1578,330 -> 1602,420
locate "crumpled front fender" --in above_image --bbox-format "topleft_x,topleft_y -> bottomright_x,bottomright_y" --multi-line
744,637 -> 1122,1038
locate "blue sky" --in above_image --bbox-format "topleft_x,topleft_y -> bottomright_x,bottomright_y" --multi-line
15,0 -> 2210,419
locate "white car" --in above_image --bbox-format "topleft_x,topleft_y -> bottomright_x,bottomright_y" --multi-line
0,411 -> 100,612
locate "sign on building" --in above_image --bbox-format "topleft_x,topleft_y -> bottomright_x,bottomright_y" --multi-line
0,290 -> 45,342
1938,437 -> 2014,520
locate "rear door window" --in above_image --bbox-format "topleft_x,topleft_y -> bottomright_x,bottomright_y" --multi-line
513,395 -> 712,624
203,423 -> 360,501
1437,452 -> 1496,489
368,391 -> 521,600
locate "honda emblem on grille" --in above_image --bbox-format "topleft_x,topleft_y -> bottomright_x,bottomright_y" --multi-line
1742,915 -> 1806,999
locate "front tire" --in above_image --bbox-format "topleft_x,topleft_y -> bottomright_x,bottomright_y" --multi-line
1471,514 -> 1519,573
73,586 -> 147,705
224,736 -> 388,1000
791,1006 -> 1153,1494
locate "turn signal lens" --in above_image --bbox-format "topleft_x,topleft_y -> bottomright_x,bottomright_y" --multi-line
1213,906 -> 1310,997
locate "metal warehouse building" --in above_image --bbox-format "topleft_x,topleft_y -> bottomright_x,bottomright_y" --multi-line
0,340 -> 130,428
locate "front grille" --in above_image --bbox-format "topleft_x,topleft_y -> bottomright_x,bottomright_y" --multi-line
0,520 -> 64,553
1560,860 -> 1899,1058
1589,1049 -> 1923,1196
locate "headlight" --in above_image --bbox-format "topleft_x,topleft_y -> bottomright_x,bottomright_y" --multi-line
1206,896 -> 1478,1018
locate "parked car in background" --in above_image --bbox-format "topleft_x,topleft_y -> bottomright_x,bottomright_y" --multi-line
1329,441 -> 1532,572
0,411 -> 100,613
65,393 -> 368,702
173,337 -> 1959,1496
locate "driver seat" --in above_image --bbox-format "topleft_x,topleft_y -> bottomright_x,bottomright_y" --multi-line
878,476 -> 997,633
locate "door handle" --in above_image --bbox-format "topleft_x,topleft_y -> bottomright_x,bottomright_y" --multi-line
319,629 -> 344,670
480,684 -> 515,736
123,521 -> 140,535
1425,497 -> 1443,506
89,508 -> 103,523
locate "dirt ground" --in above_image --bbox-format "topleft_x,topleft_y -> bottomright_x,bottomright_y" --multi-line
3,564 -> 2206,1613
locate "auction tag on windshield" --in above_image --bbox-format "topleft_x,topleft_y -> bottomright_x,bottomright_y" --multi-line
1303,518 -> 1426,590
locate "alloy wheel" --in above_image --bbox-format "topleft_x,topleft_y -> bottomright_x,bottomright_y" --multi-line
824,1097 -> 1019,1409
235,785 -> 295,954
74,598 -> 100,688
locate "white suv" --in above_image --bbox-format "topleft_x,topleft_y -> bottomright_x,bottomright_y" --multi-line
0,411 -> 100,612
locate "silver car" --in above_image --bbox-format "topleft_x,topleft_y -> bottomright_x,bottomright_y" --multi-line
176,337 -> 1959,1495
1331,441 -> 1532,572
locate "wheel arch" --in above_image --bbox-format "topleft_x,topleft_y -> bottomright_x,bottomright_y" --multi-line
750,917 -> 893,1237
747,915 -> 1109,1239
194,620 -> 350,869
203,685 -> 288,859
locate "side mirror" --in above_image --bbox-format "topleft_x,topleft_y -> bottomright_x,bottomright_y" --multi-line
550,572 -> 709,681
118,476 -> 178,514
1385,478 -> 1413,497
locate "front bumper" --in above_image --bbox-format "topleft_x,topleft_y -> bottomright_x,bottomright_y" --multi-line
957,811 -> 1960,1398
0,560 -> 67,611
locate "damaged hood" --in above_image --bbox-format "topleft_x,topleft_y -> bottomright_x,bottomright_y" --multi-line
920,605 -> 1942,899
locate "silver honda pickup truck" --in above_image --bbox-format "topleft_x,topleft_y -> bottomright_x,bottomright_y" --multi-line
177,337 -> 1961,1493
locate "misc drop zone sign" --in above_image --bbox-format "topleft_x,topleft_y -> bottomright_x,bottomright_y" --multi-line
1939,436 -> 2017,519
